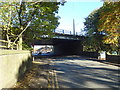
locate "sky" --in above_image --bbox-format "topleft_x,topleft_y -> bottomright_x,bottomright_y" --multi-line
57,0 -> 103,34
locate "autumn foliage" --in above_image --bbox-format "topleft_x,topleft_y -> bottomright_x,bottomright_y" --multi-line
98,2 -> 120,47
83,1 -> 120,54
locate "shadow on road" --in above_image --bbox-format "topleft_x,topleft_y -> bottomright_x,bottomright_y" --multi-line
51,56 -> 120,89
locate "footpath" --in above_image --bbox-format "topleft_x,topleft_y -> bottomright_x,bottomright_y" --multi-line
12,57 -> 58,88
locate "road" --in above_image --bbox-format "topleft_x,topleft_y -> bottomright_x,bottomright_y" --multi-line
51,55 -> 119,89
13,55 -> 119,89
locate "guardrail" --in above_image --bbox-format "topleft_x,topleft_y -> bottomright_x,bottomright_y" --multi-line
0,39 -> 18,50
54,29 -> 81,36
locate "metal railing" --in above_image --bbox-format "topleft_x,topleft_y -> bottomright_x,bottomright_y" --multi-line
54,29 -> 82,36
0,39 -> 18,50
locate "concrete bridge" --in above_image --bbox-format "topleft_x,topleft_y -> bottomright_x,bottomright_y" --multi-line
34,29 -> 84,55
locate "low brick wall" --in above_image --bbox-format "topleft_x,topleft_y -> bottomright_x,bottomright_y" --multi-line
106,55 -> 120,64
0,50 -> 32,89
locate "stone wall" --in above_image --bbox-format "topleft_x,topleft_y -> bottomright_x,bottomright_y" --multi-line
0,50 -> 32,89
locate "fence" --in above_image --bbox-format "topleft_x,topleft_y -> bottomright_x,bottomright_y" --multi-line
81,51 -> 99,58
0,39 -> 18,50
106,55 -> 120,64
54,29 -> 82,36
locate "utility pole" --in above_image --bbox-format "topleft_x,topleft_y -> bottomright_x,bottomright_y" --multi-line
73,19 -> 75,35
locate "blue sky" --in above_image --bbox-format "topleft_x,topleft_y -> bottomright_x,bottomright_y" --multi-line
57,0 -> 103,34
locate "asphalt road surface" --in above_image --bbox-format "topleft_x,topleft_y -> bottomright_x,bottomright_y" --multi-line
51,55 -> 120,89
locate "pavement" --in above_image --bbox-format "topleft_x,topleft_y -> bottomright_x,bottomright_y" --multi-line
12,55 -> 120,89
12,58 -> 57,88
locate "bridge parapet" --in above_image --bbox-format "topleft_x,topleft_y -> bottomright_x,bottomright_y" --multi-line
38,29 -> 83,40
54,28 -> 82,36
53,33 -> 83,40
52,29 -> 83,40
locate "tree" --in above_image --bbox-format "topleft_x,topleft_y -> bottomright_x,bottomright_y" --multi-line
98,1 -> 120,53
0,1 -> 18,49
83,9 -> 108,52
22,2 -> 61,49
83,1 -> 120,54
0,0 -> 65,50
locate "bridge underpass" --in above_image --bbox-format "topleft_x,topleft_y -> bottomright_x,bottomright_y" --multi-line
33,30 -> 84,56
32,28 -> 84,55
34,38 -> 83,56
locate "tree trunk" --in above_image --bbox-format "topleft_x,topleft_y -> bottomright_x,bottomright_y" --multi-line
0,28 -> 2,49
18,35 -> 22,50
